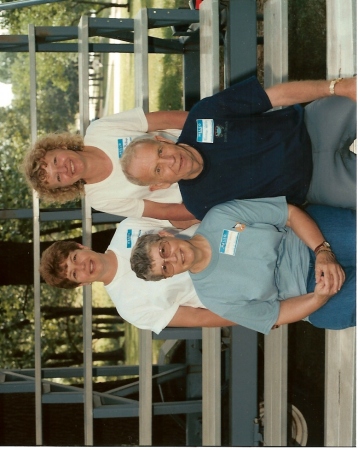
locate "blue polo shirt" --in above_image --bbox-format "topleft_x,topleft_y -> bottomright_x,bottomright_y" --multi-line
177,77 -> 313,220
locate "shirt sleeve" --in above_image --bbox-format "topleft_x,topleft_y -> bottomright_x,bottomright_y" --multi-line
85,185 -> 145,217
203,197 -> 289,229
85,107 -> 148,135
192,76 -> 273,118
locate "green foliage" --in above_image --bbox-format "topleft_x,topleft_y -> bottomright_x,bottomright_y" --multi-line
157,54 -> 183,111
288,0 -> 326,80
0,283 -> 124,369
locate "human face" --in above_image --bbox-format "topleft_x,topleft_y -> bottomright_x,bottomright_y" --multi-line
149,237 -> 197,278
42,149 -> 85,189
64,246 -> 108,285
127,138 -> 203,189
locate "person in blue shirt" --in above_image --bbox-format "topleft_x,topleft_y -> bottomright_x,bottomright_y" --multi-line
121,77 -> 356,220
129,199 -> 355,333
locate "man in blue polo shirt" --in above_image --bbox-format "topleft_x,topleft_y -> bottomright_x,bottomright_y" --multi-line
121,76 -> 356,220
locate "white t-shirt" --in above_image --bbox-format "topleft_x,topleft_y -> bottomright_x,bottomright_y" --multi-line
84,107 -> 183,220
105,217 -> 204,334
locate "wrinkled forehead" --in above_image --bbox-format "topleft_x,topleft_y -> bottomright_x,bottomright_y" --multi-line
134,141 -> 158,157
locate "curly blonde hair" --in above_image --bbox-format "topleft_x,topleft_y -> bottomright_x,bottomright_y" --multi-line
22,132 -> 85,204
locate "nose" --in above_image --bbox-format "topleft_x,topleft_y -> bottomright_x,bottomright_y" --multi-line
160,153 -> 175,166
46,160 -> 68,183
164,253 -> 177,263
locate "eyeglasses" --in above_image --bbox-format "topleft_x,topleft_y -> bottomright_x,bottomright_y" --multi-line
158,240 -> 174,278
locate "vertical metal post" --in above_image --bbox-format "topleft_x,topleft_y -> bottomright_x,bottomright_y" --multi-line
139,330 -> 152,445
263,1 -> 288,446
78,15 -> 93,446
224,0 -> 257,86
134,8 -> 152,445
223,0 -> 259,445
134,8 -> 149,113
200,0 -> 221,445
29,23 -> 43,446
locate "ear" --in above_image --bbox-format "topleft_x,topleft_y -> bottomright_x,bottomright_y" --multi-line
158,230 -> 175,238
154,135 -> 173,144
149,182 -> 171,191
78,244 -> 90,250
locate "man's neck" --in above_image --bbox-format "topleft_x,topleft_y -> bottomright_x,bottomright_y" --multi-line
178,143 -> 204,180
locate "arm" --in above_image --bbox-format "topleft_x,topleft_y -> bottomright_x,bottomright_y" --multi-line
168,306 -> 237,327
145,111 -> 189,132
265,77 -> 356,108
286,204 -> 345,292
143,199 -> 196,221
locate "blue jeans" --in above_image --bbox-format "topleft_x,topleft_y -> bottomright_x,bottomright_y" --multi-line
305,205 -> 356,329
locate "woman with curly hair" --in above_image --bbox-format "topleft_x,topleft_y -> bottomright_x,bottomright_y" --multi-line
23,109 -> 195,226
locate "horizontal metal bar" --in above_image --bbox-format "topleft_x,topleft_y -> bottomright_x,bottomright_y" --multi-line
155,327 -> 203,339
93,400 -> 202,419
42,392 -> 84,404
147,9 -> 199,28
0,0 -> 64,10
89,17 -> 134,31
0,208 -> 122,223
0,381 -> 35,393
10,364 -> 184,378
105,366 -> 187,398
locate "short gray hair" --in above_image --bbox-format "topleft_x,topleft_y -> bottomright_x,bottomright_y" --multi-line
130,233 -> 165,281
121,137 -> 157,186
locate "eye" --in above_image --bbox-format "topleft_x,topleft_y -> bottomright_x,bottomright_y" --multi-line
57,174 -> 61,183
73,270 -> 77,281
54,157 -> 57,165
158,147 -> 163,156
155,166 -> 161,174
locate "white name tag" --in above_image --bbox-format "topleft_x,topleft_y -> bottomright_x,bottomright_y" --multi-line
219,229 -> 240,256
118,137 -> 133,158
196,119 -> 214,143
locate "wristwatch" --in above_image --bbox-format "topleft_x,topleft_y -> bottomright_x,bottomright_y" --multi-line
314,241 -> 331,256
329,78 -> 343,95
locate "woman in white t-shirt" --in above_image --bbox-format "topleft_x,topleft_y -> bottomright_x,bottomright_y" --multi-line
23,108 -> 196,225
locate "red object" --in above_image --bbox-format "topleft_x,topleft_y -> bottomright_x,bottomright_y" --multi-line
196,0 -> 203,8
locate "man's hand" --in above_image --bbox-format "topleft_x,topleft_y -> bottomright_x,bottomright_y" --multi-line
334,77 -> 357,102
315,251 -> 345,293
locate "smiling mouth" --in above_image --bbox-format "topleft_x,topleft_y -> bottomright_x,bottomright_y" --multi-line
70,160 -> 75,175
90,260 -> 94,274
180,249 -> 184,264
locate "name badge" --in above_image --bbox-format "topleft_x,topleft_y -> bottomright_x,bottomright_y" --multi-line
118,137 -> 133,158
219,229 -> 239,256
126,229 -> 142,248
196,119 -> 214,143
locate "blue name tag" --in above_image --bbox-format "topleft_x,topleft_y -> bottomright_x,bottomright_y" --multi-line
196,119 -> 214,143
118,137 -> 133,158
126,229 -> 142,248
219,229 -> 240,256
126,229 -> 132,248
